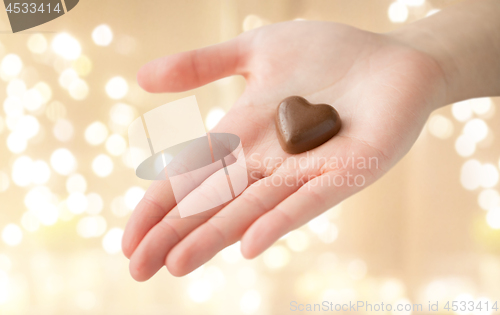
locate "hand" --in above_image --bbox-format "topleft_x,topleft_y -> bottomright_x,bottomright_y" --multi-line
122,20 -> 447,280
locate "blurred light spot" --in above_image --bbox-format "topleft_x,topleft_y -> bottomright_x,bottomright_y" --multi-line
397,0 -> 424,6
188,280 -> 212,303
263,245 -> 290,269
105,134 -> 126,156
58,68 -> 78,89
1,54 -> 23,76
111,196 -> 128,217
124,186 -> 145,210
3,96 -> 23,116
0,172 -> 9,192
66,173 -> 87,193
380,278 -> 405,301
237,266 -> 256,287
45,101 -> 66,122
454,294 -> 474,315
426,9 -> 440,17
286,230 -> 309,252
114,35 -> 137,55
32,160 -> 51,184
67,192 -> 88,215
455,134 -> 476,157
34,81 -> 52,104
478,189 -> 500,211
25,187 -> 58,226
110,103 -> 135,126
7,79 -> 26,98
51,33 -> 81,60
50,148 -> 77,175
21,88 -> 43,112
348,259 -> 367,280
105,76 -> 128,99
85,121 -> 108,145
221,242 -> 243,263
205,108 -> 225,130
12,156 -> 33,186
77,215 -> 107,238
480,164 -> 499,188
7,132 -> 27,153
72,55 -> 92,76
27,33 -> 47,54
2,224 -> 22,246
388,2 -> 408,23
308,214 -> 329,234
461,159 -> 482,190
452,100 -> 472,122
0,116 -> 4,135
75,290 -> 96,310
463,118 -> 488,143
318,224 -> 339,244
15,115 -> 39,139
53,119 -> 74,142
102,228 -> 123,254
86,193 -> 103,215
69,78 -> 89,100
92,154 -> 113,177
240,290 -> 261,314
21,88 -> 44,111
428,114 -> 453,139
243,15 -> 264,32
21,211 -> 40,232
471,97 -> 492,116
92,24 -> 113,46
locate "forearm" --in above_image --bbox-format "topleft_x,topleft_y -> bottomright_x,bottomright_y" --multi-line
390,0 -> 500,106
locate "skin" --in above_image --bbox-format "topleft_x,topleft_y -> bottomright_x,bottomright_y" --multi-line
122,0 -> 500,281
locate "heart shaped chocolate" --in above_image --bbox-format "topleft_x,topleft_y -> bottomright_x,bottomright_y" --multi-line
275,96 -> 341,154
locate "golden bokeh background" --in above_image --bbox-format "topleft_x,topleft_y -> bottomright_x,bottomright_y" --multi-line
0,0 -> 499,314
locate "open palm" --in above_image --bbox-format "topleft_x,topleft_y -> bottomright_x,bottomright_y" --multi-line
122,21 -> 446,280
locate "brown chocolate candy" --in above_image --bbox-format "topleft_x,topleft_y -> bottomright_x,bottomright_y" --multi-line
275,96 -> 341,154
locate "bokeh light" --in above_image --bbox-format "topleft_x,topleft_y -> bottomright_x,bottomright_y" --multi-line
92,154 -> 114,177
84,121 -> 108,145
105,134 -> 126,156
102,228 -> 123,254
92,24 -> 113,46
205,108 -> 225,130
50,148 -> 77,176
105,76 -> 128,99
53,119 -> 74,142
124,186 -> 145,210
66,174 -> 87,194
2,224 -> 23,246
27,34 -> 48,54
1,54 -> 23,76
388,2 -> 409,23
428,114 -> 454,139
51,33 -> 82,60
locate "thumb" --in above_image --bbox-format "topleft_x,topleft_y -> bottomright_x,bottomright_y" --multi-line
137,36 -> 248,93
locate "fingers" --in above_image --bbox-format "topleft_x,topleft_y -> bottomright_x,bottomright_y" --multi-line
164,171 -> 302,276
121,180 -> 176,259
137,36 -> 248,93
128,164 -> 242,281
240,170 -> 366,259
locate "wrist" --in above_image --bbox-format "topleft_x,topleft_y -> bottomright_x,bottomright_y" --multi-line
387,0 -> 500,107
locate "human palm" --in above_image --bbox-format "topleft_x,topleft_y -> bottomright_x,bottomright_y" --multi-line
122,21 -> 446,280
